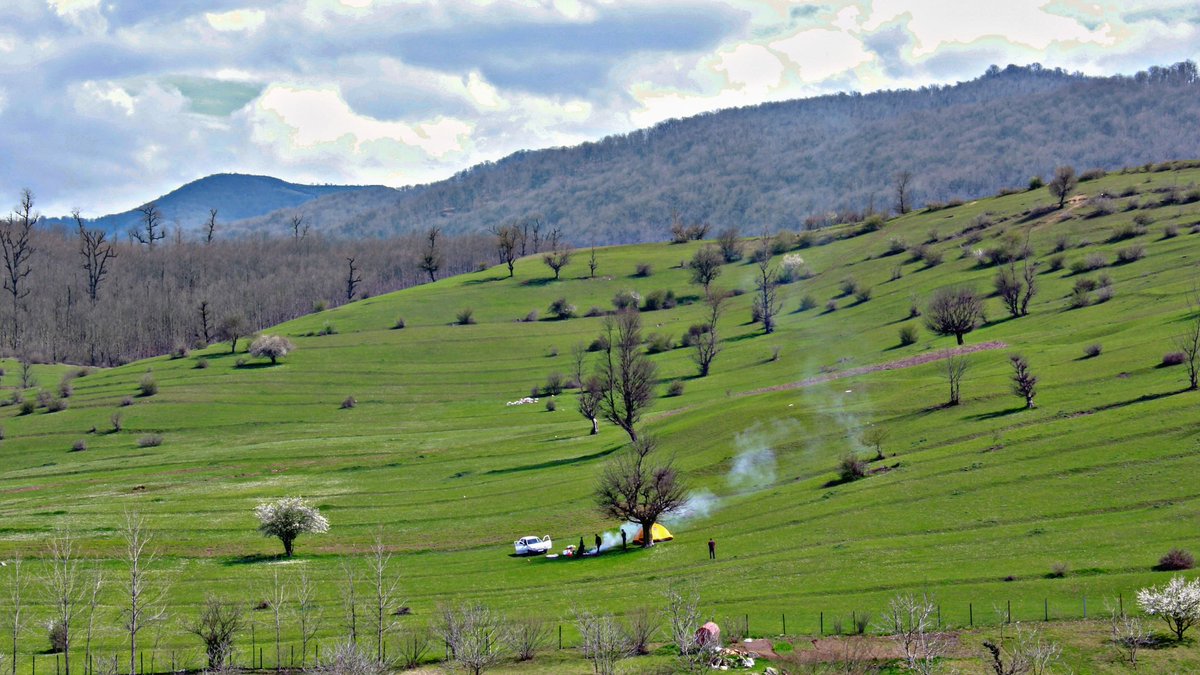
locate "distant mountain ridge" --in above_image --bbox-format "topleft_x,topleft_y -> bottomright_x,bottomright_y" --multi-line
44,174 -> 388,234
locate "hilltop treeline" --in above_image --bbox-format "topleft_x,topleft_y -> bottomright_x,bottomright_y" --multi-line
230,61 -> 1200,243
2,195 -> 491,365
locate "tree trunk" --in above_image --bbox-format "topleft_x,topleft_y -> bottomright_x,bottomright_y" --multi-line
283,537 -> 294,557
590,418 -> 598,435
955,333 -> 964,345
641,520 -> 654,548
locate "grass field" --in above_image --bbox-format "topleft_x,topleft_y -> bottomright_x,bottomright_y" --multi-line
5,164 -> 1200,672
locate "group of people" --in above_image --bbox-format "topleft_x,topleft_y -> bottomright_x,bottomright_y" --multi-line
560,531 -> 718,559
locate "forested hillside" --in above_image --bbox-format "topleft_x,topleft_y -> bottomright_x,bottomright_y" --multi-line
230,62 -> 1200,242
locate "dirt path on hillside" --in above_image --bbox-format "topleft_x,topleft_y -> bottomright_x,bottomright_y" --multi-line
745,341 -> 1008,395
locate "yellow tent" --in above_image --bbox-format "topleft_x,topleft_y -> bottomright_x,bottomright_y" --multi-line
632,523 -> 673,545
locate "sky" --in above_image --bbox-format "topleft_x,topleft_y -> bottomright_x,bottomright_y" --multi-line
1,0 -> 1197,217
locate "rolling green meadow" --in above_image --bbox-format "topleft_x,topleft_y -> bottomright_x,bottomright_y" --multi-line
6,164 -> 1200,672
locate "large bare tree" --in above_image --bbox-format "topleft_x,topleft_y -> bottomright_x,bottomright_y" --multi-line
925,286 -> 983,345
595,436 -> 688,548
1,190 -> 36,350
1177,294 -> 1200,391
130,203 -> 165,248
44,533 -> 83,675
122,513 -> 166,675
688,246 -> 723,291
419,227 -> 443,282
492,222 -> 520,278
6,556 -> 26,675
577,375 -> 603,435
753,256 -> 781,334
894,170 -> 914,214
693,290 -> 726,377
944,351 -> 970,406
596,311 -> 657,442
368,536 -> 402,663
541,228 -> 573,280
74,211 -> 116,303
1048,165 -> 1078,209
345,257 -> 363,302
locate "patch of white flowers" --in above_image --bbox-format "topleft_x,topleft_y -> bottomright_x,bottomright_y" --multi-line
1137,575 -> 1200,640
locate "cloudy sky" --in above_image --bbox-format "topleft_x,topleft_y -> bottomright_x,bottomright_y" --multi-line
2,0 -> 1197,216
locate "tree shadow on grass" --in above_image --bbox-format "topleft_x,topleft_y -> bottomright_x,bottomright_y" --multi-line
234,362 -> 278,370
520,277 -> 561,287
462,276 -> 508,285
968,406 -> 1028,421
220,553 -> 283,566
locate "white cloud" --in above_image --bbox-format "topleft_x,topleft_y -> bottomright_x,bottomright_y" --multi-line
205,9 -> 267,32
770,29 -> 873,82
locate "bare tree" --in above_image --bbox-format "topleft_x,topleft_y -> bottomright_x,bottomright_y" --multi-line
296,568 -> 320,666
75,211 -> 116,303
753,256 -> 781,334
218,315 -> 248,354
492,223 -> 520,277
435,602 -> 505,675
1019,256 -> 1038,316
44,533 -> 82,675
1048,165 -> 1078,209
1176,295 -> 1200,390
578,375 -> 603,435
1,190 -> 36,350
925,286 -> 983,345
861,426 -> 890,461
368,536 -> 402,662
588,246 -> 598,278
6,556 -> 26,675
267,569 -> 287,671
693,290 -> 725,377
290,213 -> 309,241
995,265 -> 1022,319
573,608 -> 632,675
197,301 -> 213,345
596,436 -> 688,548
204,209 -> 218,244
716,226 -> 742,262
688,246 -> 723,291
570,342 -> 588,388
596,311 -> 657,442
345,257 -> 362,302
1010,354 -> 1038,409
894,170 -> 914,214
418,227 -> 443,282
505,617 -> 550,661
1108,603 -> 1146,666
340,561 -> 360,645
187,595 -> 244,670
879,594 -> 947,675
944,351 -> 969,406
663,583 -> 701,655
122,513 -> 166,675
541,228 -> 573,280
130,203 -> 165,248
81,567 -> 103,675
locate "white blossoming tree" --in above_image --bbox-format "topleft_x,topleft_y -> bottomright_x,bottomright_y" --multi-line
255,497 -> 329,557
250,335 -> 295,365
1137,575 -> 1200,641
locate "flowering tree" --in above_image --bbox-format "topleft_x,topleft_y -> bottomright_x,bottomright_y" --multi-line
254,497 -> 329,557
249,335 -> 295,365
1137,575 -> 1200,640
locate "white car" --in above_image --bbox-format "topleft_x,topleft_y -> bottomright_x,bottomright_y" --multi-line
514,535 -> 552,555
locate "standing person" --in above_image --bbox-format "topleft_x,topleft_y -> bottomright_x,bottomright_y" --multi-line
595,533 -> 602,554
579,537 -> 585,557
708,537 -> 716,560
620,528 -> 627,550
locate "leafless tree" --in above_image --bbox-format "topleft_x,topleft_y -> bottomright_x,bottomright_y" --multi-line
995,265 -> 1022,319
588,246 -> 598,278
340,561 -> 360,645
418,227 -> 443,282
596,311 -> 657,442
879,594 -> 947,675
1176,294 -> 1200,390
982,622 -> 1061,675
492,222 -> 520,277
663,583 -> 701,655
688,246 -> 723,291
121,513 -> 166,675
368,536 -> 402,662
81,566 -> 103,675
1,190 -> 36,350
290,213 -> 309,241
1019,256 -> 1038,316
345,257 -> 362,301
570,342 -> 588,388
861,426 -> 890,461
296,567 -> 320,666
1108,602 -> 1146,666
197,301 -> 212,344
435,602 -> 506,675
186,595 -> 244,670
130,203 -> 165,248
578,375 -> 603,435
204,209 -> 218,244
1010,354 -> 1038,409
894,170 -> 914,214
1048,165 -> 1078,209
43,533 -> 82,675
596,436 -> 688,549
693,289 -> 726,377
753,256 -> 781,334
18,358 -> 33,389
945,351 -> 969,406
624,607 -> 659,656
6,556 -> 26,675
541,228 -> 573,280
218,315 -> 248,354
926,286 -> 983,345
75,211 -> 116,303
267,569 -> 287,671
573,608 -> 632,675
505,617 -> 550,661
716,226 -> 742,262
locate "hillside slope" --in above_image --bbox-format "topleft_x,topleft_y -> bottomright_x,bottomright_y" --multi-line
228,62 -> 1200,242
44,173 -> 388,234
4,164 -> 1200,669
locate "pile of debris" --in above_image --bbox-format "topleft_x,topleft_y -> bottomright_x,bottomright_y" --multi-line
707,646 -> 756,670
505,397 -> 539,406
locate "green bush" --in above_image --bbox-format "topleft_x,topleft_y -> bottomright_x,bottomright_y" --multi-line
898,325 -> 919,346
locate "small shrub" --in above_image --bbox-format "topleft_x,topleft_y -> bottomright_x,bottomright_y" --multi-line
837,453 -> 867,482
1162,351 -> 1187,367
1096,285 -> 1114,303
71,439 -> 87,453
890,265 -> 902,281
523,310 -> 539,322
824,299 -> 838,313
771,346 -> 782,362
548,298 -> 576,319
854,287 -> 872,304
19,400 -> 34,415
456,308 -> 476,325
548,346 -> 558,357
666,381 -> 685,397
120,396 -> 133,407
392,317 -> 406,329
111,412 -> 123,432
139,373 -> 157,397
585,306 -> 605,317
921,248 -> 943,267
58,380 -> 72,398
1047,253 -> 1066,271
46,397 -> 67,413
341,396 -> 357,409
544,398 -> 556,412
194,358 -> 210,369
1133,213 -> 1153,227
898,325 -> 918,346
318,321 -> 337,336
544,373 -> 565,396
839,276 -> 859,297
1070,253 -> 1108,274
1049,562 -> 1069,578
1069,287 -> 1092,309
1157,548 -> 1195,571
587,336 -> 609,352
1084,344 -> 1102,358
1115,245 -> 1145,264
1164,224 -> 1180,239
37,389 -> 52,408
645,333 -> 673,354
798,295 -> 817,311
1054,235 -> 1071,252
1028,175 -> 1044,190
137,434 -> 164,448
312,299 -> 327,312
633,263 -> 652,277
884,238 -> 906,256
170,344 -> 189,359
235,358 -> 247,368
612,290 -> 640,311
642,289 -> 677,311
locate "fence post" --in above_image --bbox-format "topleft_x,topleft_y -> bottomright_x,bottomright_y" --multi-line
937,605 -> 941,629
745,613 -> 749,637
1044,598 -> 1048,622
1083,595 -> 1087,619
140,652 -> 144,675
259,648 -> 262,670
782,613 -> 786,635
1007,600 -> 1011,624
31,653 -> 34,675
969,603 -> 973,628
851,610 -> 856,634
1119,594 -> 1124,616
56,654 -> 60,675
558,625 -> 562,650
819,611 -> 824,636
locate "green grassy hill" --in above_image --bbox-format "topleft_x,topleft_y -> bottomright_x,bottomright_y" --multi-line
6,163 -> 1200,672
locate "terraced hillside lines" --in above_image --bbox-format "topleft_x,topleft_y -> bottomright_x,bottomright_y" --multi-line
1,166 -> 1200,670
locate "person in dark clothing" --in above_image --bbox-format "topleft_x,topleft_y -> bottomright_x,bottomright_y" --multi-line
578,537 -> 585,557
621,529 -> 627,550
708,538 -> 716,560
595,533 -> 602,554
